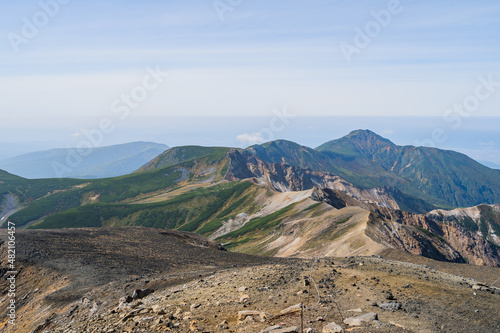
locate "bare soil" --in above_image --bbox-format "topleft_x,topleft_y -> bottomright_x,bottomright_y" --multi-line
0,228 -> 499,333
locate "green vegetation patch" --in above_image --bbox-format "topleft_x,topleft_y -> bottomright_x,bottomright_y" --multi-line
304,202 -> 322,212
30,181 -> 255,231
220,203 -> 295,240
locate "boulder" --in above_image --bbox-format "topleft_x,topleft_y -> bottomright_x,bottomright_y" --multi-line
131,288 -> 154,300
343,312 -> 378,326
279,304 -> 302,316
378,302 -> 401,311
322,322 -> 344,332
238,310 -> 269,323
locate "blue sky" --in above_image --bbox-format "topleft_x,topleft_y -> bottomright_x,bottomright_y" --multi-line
0,1 -> 499,163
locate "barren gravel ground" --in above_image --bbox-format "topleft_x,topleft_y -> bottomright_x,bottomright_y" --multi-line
1,228 -> 499,333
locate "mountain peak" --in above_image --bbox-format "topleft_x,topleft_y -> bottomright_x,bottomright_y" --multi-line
316,129 -> 394,156
344,129 -> 395,146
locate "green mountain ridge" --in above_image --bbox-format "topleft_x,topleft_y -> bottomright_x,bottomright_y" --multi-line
317,130 -> 500,207
236,130 -> 500,208
137,146 -> 231,172
1,129 -> 499,232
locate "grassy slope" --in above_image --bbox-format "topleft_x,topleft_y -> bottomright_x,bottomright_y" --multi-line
137,146 -> 231,171
8,147 -> 231,227
214,201 -> 374,257
29,181 -> 260,232
0,170 -> 87,205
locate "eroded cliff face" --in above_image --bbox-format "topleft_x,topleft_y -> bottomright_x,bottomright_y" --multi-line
428,204 -> 500,246
372,205 -> 500,266
310,187 -> 471,265
365,216 -> 464,263
369,206 -> 500,267
225,150 -> 400,210
305,187 -> 500,267
224,149 -> 500,267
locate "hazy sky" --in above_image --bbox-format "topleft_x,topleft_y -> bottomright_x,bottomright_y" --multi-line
0,1 -> 499,163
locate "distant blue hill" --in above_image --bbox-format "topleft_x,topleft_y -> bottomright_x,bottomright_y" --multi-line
0,142 -> 168,179
479,160 -> 500,170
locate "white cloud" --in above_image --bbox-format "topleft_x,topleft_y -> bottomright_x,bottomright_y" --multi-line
236,132 -> 265,146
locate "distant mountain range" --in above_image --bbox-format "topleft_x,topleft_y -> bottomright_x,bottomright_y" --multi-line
0,142 -> 168,179
142,129 -> 500,209
1,130 -> 499,267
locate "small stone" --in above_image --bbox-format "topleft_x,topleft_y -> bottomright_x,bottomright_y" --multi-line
238,286 -> 248,292
378,302 -> 401,311
322,321 -> 344,332
131,288 -> 154,300
385,292 -> 395,300
371,320 -> 386,328
238,310 -> 269,323
279,304 -> 302,315
129,301 -> 143,309
259,325 -> 283,333
240,316 -> 255,325
272,327 -> 299,333
347,308 -> 362,313
343,312 -> 378,326
190,303 -> 201,311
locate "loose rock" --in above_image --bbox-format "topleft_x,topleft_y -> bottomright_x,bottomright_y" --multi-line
322,321 -> 344,332
379,302 -> 402,311
343,312 -> 378,326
